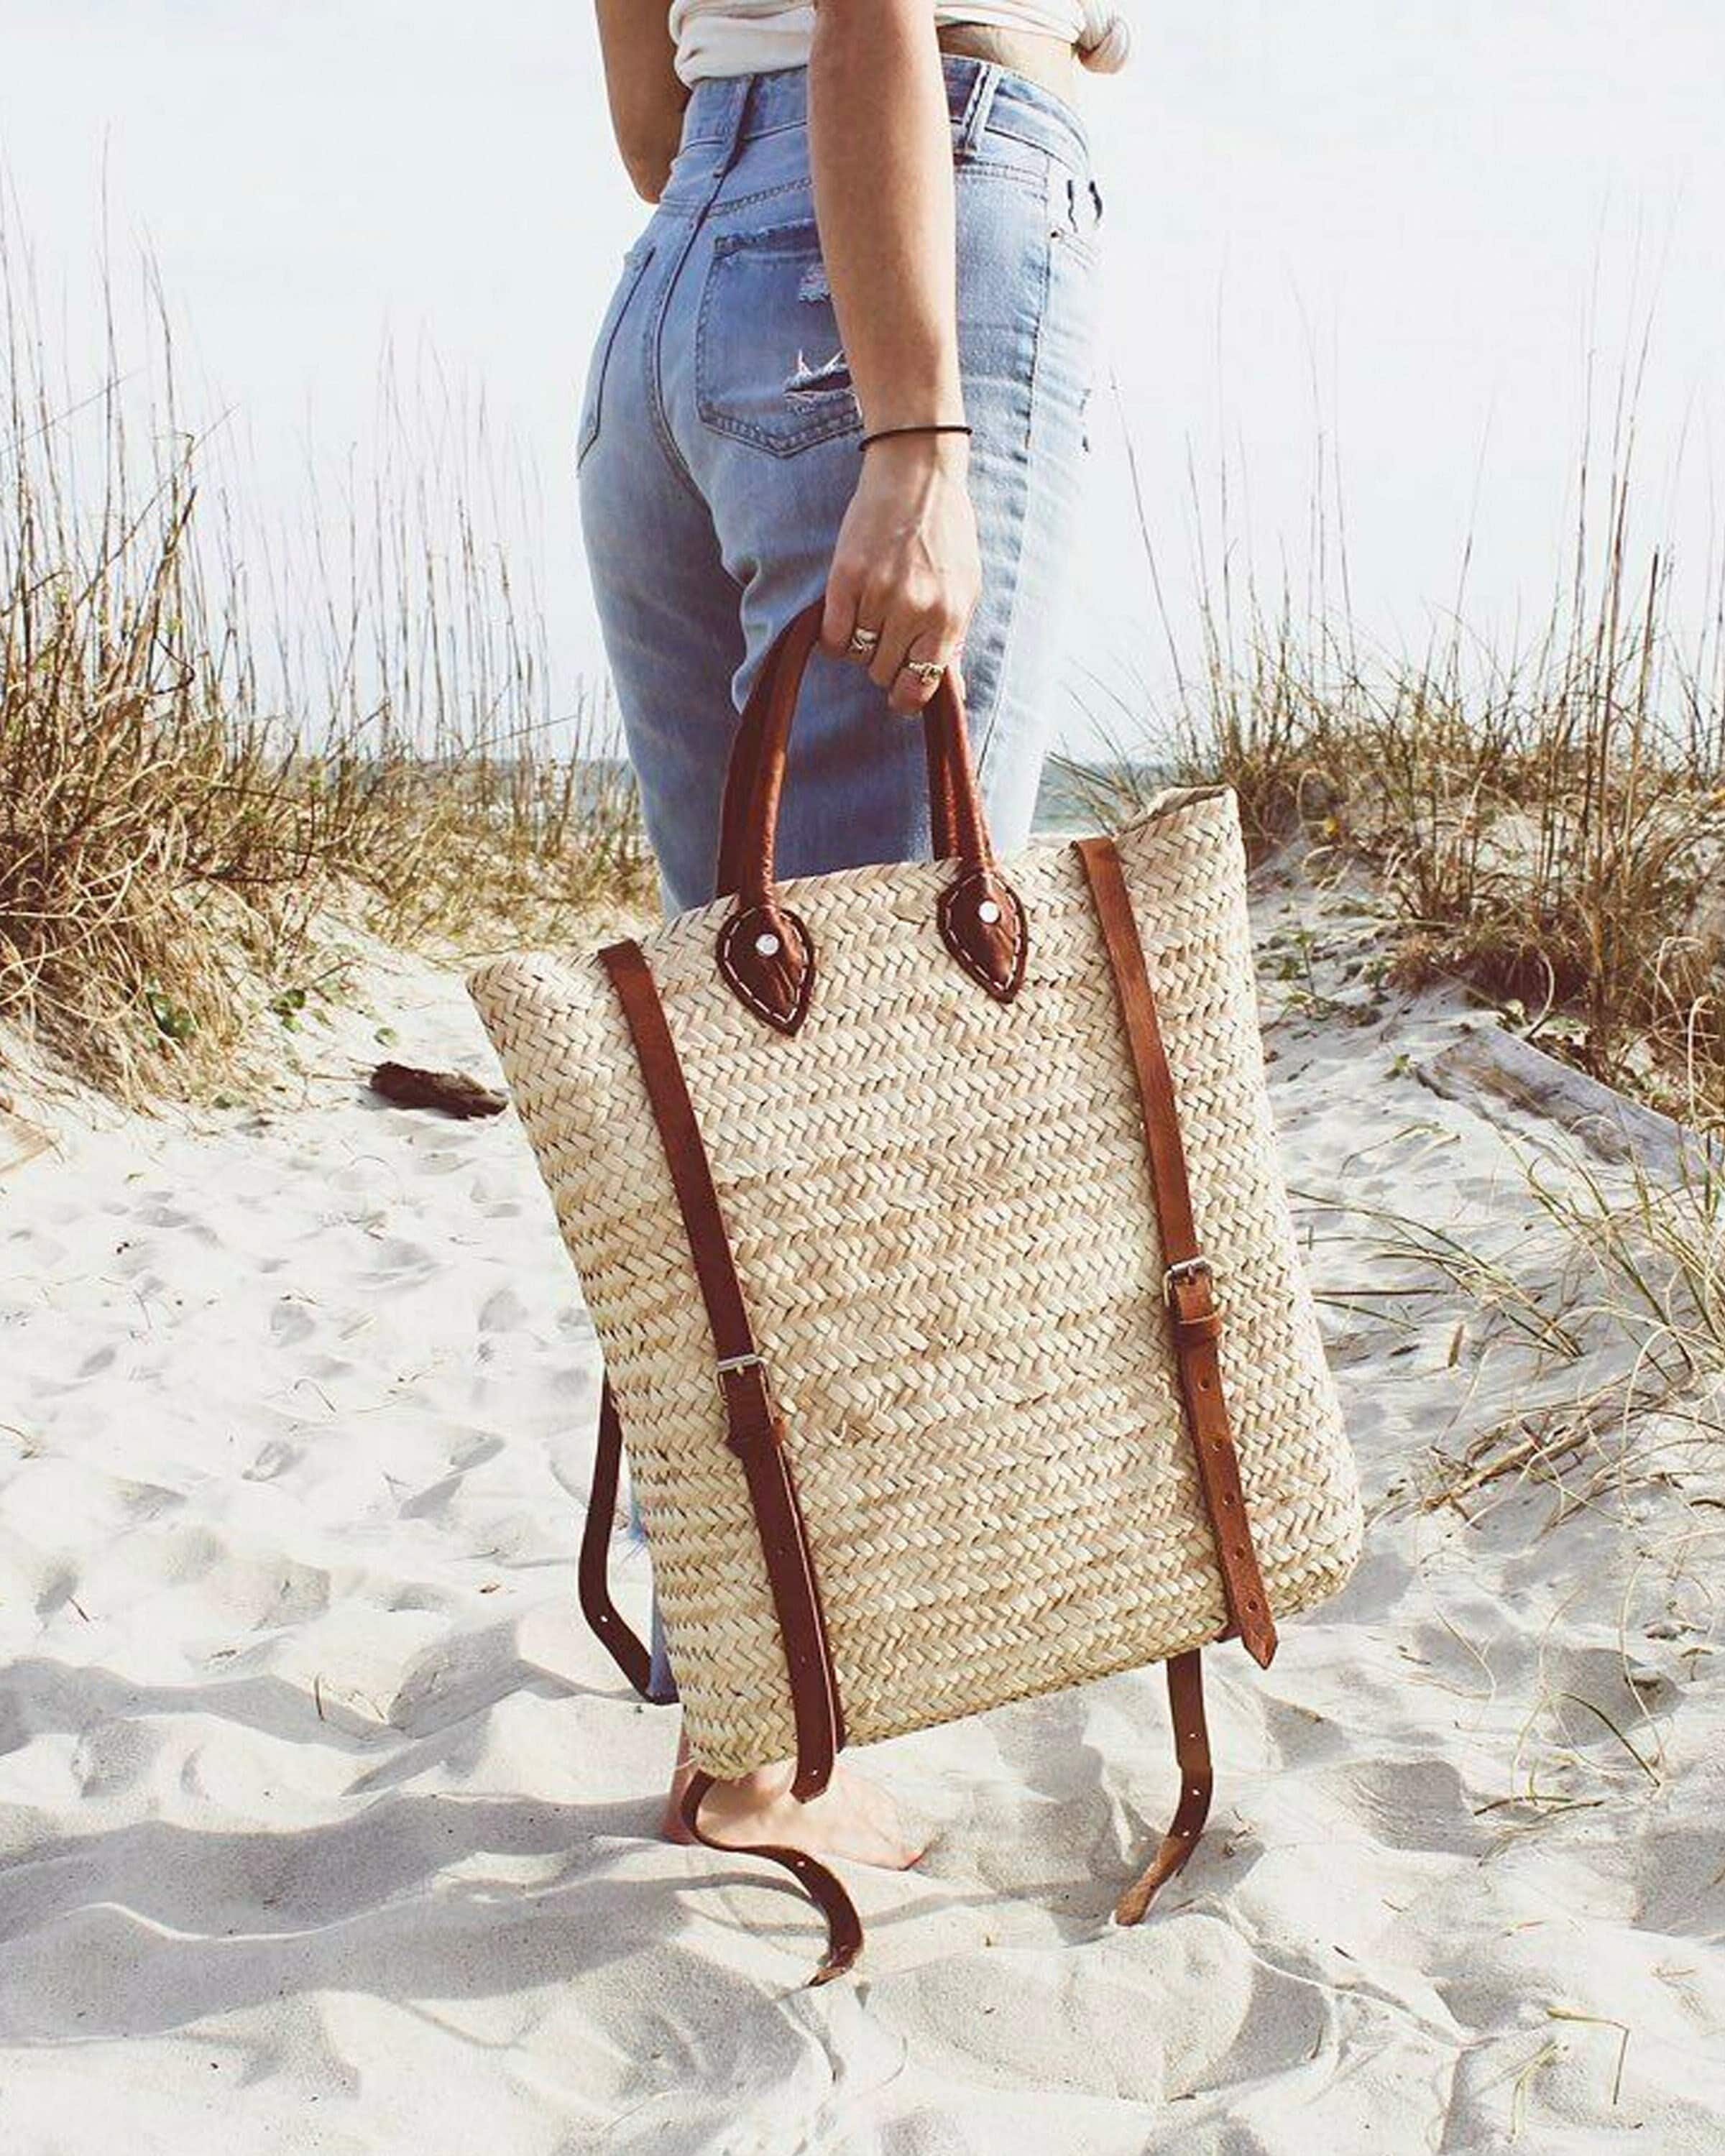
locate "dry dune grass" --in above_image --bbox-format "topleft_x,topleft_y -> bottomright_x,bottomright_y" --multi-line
1328,1135 -> 1725,1496
1,228 -> 646,1102
1073,361 -> 1725,1128
1189,541 -> 1725,1118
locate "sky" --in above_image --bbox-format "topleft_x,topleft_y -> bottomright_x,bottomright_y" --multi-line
2,1 -> 1722,755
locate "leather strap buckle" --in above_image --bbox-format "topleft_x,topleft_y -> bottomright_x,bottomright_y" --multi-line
1163,1255 -> 1215,1304
712,1354 -> 776,1440
715,1350 -> 776,1411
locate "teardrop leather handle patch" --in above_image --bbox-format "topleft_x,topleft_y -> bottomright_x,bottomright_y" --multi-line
717,904 -> 816,1035
937,865 -> 1027,1003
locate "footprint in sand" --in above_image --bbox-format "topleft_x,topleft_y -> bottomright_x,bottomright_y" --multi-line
242,1437 -> 301,1483
477,1286 -> 529,1333
269,1299 -> 317,1346
366,1237 -> 438,1286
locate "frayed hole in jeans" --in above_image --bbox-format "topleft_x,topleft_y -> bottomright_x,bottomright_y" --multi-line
785,347 -> 853,400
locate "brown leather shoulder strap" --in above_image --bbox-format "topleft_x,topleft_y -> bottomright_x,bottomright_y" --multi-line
1075,834 -> 1279,1669
680,1769 -> 863,1984
577,1380 -> 656,1698
599,937 -> 847,1797
1114,1648 -> 1213,1923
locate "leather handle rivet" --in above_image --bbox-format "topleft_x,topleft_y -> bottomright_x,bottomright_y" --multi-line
755,931 -> 781,957
977,898 -> 1001,923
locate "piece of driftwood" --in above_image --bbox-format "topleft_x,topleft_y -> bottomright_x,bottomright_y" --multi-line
1417,1027 -> 1718,1178
369,1061 -> 507,1120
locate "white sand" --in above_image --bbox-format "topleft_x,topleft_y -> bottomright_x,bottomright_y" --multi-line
2,886 -> 1722,2154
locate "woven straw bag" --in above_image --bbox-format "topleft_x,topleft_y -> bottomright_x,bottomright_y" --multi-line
469,602 -> 1363,1980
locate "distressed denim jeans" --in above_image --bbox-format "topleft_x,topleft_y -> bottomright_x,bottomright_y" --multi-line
577,57 -> 1104,1703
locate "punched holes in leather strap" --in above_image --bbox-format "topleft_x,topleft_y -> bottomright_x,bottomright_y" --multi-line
680,1770 -> 863,1985
577,1381 -> 656,1700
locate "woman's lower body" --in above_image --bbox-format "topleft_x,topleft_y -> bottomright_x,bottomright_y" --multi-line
577,56 -> 1103,1706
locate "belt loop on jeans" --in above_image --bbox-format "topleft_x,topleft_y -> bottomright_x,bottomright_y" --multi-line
716,75 -> 757,173
953,62 -> 1003,161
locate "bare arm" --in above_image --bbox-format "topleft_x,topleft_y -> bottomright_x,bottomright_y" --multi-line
809,0 -> 981,712
595,0 -> 689,203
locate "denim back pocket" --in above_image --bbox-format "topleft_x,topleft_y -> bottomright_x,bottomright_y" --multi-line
578,236 -> 656,467
694,220 -> 862,456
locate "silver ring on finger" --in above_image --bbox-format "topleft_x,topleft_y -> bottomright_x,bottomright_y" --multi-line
847,625 -> 881,660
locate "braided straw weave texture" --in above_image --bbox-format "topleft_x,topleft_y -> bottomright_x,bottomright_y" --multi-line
469,786 -> 1362,1777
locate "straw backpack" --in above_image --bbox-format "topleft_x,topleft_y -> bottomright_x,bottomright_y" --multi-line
469,602 -> 1363,1981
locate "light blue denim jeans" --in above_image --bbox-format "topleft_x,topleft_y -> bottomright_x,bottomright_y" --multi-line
578,57 -> 1104,1703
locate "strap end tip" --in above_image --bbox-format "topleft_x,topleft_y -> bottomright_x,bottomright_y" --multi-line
1113,1833 -> 1199,1927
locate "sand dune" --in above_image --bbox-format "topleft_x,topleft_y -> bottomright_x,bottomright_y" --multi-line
1,895 -> 1721,2153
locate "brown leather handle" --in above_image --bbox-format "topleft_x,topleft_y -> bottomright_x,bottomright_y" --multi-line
716,624 -> 966,897
717,601 -> 992,908
712,602 -> 1029,1030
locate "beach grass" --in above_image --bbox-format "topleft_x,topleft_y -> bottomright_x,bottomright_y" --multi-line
1076,371 -> 1725,1126
0,225 -> 648,1102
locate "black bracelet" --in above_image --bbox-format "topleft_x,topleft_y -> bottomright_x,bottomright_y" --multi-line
857,422 -> 973,453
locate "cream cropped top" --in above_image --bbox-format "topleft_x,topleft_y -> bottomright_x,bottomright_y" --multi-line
668,0 -> 1131,87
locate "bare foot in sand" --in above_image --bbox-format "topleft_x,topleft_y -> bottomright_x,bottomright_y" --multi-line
661,1744 -> 926,1869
